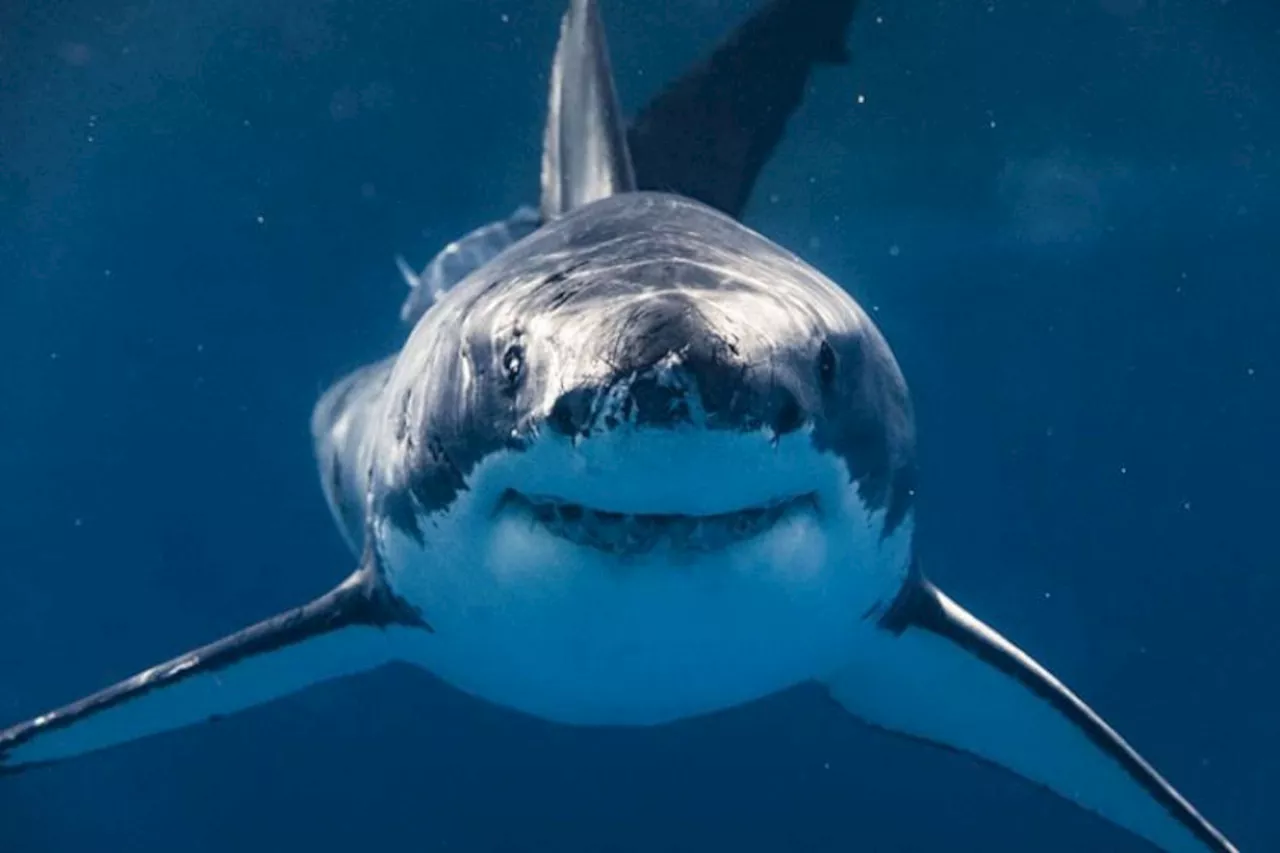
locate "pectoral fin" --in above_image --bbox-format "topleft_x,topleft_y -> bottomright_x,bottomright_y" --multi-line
0,568 -> 426,774
628,0 -> 861,219
824,578 -> 1236,853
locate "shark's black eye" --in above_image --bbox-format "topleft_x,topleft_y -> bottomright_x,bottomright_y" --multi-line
817,340 -> 837,389
502,344 -> 526,386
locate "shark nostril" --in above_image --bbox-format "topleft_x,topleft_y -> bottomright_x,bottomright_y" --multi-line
771,391 -> 806,436
548,388 -> 595,436
548,397 -> 577,435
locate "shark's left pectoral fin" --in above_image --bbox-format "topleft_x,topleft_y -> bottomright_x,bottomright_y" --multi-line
0,568 -> 426,774
823,579 -> 1236,853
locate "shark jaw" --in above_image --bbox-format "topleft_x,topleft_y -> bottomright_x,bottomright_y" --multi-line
377,425 -> 914,726
496,489 -> 821,558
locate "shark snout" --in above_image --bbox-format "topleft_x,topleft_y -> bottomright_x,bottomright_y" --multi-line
545,301 -> 808,438
545,364 -> 806,436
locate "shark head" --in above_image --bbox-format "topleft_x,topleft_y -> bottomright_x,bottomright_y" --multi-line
368,192 -> 917,723
375,192 -> 916,544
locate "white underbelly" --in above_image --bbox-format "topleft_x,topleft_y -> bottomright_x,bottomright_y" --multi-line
380,510 -> 897,726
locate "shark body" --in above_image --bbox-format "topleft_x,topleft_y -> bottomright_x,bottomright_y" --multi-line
0,2 -> 1239,851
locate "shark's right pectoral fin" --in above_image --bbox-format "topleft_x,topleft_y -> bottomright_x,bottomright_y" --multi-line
0,568 -> 427,774
823,579 -> 1236,853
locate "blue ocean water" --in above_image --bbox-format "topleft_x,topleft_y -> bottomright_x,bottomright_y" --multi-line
1,0 -> 1275,850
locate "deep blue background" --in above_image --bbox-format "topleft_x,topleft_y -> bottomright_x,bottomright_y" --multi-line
1,0 -> 1275,850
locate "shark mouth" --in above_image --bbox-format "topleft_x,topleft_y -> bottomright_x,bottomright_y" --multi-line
500,490 -> 818,555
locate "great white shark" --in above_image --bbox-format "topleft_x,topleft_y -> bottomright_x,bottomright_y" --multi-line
0,1 -> 1240,851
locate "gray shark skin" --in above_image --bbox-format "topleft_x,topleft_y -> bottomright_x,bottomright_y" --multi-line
0,2 -> 1240,852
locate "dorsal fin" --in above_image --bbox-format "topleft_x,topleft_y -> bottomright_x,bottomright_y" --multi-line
540,0 -> 637,219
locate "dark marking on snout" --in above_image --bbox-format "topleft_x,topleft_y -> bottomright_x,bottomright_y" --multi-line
627,372 -> 693,427
546,293 -> 807,436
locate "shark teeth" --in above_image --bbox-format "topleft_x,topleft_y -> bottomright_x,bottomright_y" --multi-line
502,491 -> 816,555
